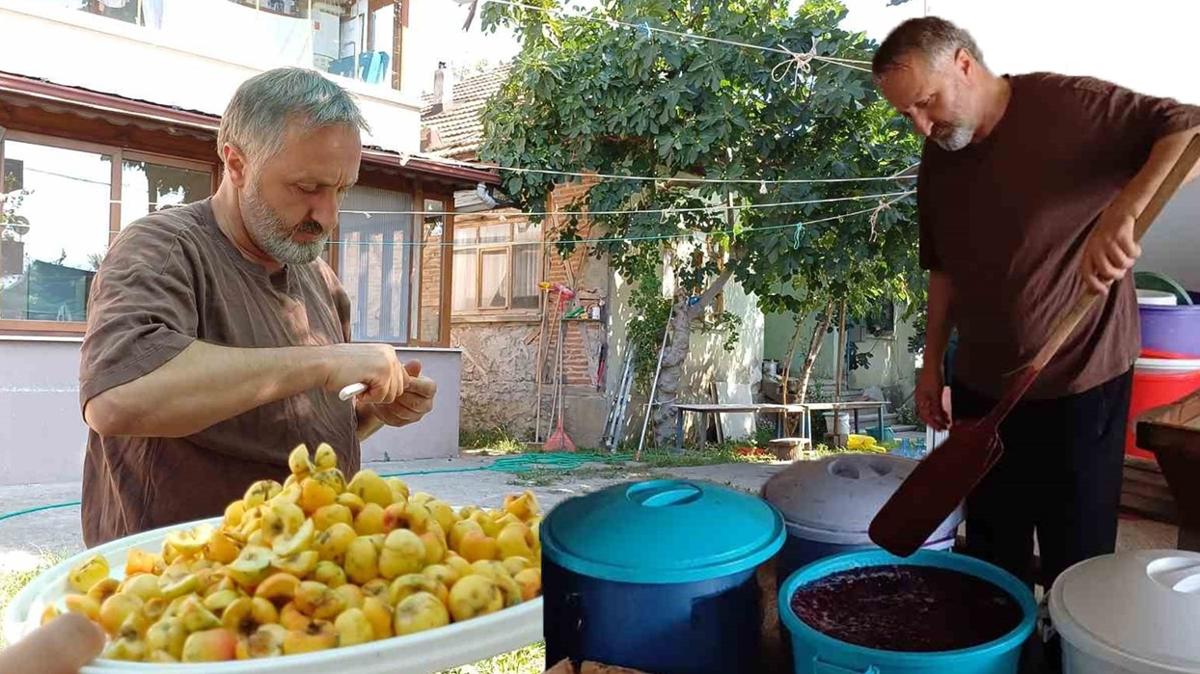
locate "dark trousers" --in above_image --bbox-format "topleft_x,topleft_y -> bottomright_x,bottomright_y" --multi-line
951,369 -> 1133,591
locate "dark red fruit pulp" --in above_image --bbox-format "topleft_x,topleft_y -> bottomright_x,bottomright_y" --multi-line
789,565 -> 1023,652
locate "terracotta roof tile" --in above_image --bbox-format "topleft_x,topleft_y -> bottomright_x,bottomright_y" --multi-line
420,64 -> 511,160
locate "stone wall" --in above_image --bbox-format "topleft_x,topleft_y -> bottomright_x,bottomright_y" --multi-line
453,179 -> 611,447
453,321 -> 540,438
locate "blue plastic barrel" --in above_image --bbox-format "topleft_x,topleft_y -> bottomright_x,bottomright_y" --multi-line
779,550 -> 1037,674
542,479 -> 786,674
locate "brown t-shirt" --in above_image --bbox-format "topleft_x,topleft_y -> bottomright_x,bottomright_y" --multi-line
919,73 -> 1200,400
79,199 -> 360,546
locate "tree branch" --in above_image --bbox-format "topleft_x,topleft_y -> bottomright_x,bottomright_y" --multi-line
686,266 -> 734,319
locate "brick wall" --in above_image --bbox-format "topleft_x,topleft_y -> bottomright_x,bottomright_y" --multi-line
543,180 -> 603,388
417,230 -> 441,343
452,182 -> 604,388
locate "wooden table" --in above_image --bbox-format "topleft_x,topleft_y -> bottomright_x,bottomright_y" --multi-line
670,403 -> 807,453
796,401 -> 888,442
1136,388 -> 1200,551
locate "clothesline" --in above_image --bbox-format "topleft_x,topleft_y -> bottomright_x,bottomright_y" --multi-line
278,191 -> 915,248
393,149 -> 919,186
86,189 -> 911,218
350,189 -> 911,217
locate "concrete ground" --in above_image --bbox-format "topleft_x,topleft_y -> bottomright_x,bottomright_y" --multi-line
0,454 -> 1178,572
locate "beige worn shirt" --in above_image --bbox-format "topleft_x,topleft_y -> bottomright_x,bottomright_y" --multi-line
79,199 -> 359,546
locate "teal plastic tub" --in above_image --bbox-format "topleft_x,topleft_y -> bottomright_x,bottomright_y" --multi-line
779,550 -> 1036,674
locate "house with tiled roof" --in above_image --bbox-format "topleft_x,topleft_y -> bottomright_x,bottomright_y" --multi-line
420,63 -> 766,449
421,63 -> 513,161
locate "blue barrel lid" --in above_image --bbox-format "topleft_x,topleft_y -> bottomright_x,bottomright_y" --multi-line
541,479 -> 786,584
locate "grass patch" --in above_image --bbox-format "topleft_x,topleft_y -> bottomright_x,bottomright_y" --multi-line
438,642 -> 545,674
0,552 -> 62,648
508,464 -> 664,488
635,443 -> 779,468
461,427 -> 527,454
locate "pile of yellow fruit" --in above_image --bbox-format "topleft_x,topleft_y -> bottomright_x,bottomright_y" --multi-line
41,443 -> 543,663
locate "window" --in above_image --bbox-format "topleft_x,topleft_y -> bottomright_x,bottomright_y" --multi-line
0,140 -> 111,326
452,219 -> 542,314
120,158 -> 213,226
338,186 -> 414,343
73,0 -> 142,25
0,134 -> 213,332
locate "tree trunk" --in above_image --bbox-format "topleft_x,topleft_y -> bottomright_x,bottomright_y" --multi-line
649,267 -> 734,446
779,318 -> 806,405
797,301 -> 834,406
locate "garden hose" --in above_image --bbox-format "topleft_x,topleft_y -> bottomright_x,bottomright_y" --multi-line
0,453 -> 633,525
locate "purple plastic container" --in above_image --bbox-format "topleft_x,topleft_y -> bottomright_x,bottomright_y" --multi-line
1140,292 -> 1200,359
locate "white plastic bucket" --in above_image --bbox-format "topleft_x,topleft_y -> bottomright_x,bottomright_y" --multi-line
1137,289 -> 1180,306
2,516 -> 543,673
1049,550 -> 1200,674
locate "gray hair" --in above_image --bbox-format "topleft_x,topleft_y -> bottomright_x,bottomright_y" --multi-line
872,17 -> 985,78
217,67 -> 370,165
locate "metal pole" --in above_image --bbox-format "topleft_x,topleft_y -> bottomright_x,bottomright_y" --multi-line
636,307 -> 674,460
532,285 -> 551,442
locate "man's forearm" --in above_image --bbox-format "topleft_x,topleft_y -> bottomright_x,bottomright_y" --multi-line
1112,126 -> 1200,221
84,341 -> 332,438
924,270 -> 954,373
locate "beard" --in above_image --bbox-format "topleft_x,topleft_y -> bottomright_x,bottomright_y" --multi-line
930,121 -> 975,152
241,181 -> 328,265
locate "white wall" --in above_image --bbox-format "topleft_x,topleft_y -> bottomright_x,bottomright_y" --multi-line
361,348 -> 463,463
680,279 -> 765,440
0,339 -> 461,486
839,0 -> 1200,292
606,272 -> 765,444
0,1 -> 422,155
1140,185 -> 1200,292
847,312 -> 919,393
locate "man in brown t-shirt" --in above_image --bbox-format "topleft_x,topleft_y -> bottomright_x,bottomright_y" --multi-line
872,17 -> 1200,592
79,68 -> 437,546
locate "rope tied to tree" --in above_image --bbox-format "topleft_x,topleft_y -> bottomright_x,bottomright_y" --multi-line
771,39 -> 820,90
869,198 -> 892,242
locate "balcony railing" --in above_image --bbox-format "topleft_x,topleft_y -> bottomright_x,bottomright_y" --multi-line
63,0 -> 399,89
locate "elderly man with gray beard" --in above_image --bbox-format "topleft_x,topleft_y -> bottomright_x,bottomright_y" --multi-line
872,17 -> 1200,598
78,68 -> 436,546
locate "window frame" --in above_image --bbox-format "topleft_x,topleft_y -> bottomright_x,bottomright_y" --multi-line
451,218 -> 543,320
0,130 -> 216,336
328,184 -> 455,348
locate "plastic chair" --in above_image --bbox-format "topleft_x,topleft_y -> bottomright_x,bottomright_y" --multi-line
327,55 -> 357,79
359,52 -> 390,84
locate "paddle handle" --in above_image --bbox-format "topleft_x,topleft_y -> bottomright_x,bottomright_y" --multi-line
1031,133 -> 1200,372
